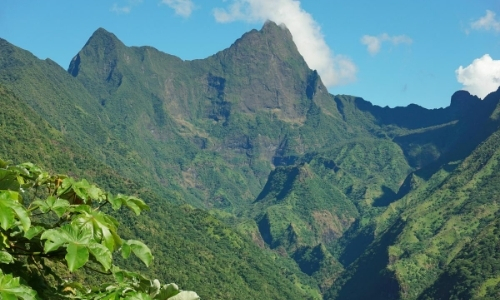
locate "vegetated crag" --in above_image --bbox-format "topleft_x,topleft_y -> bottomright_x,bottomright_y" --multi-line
2,20 -> 500,299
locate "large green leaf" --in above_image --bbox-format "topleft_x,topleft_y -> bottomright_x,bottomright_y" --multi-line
57,178 -> 107,205
9,201 -> 30,232
0,270 -> 37,300
41,224 -> 113,271
156,283 -> 180,299
72,206 -> 121,251
125,292 -> 152,300
0,169 -> 20,191
88,243 -> 112,271
86,184 -> 105,201
40,228 -> 66,253
155,284 -> 200,300
65,243 -> 89,272
0,251 -> 13,264
121,240 -> 153,267
0,195 -> 15,231
24,226 -> 45,240
17,163 -> 42,181
110,194 -> 149,215
168,291 -> 200,300
0,191 -> 30,231
32,196 -> 70,218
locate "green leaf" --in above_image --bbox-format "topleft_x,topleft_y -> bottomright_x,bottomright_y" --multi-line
107,193 -> 122,211
41,224 -> 108,272
87,185 -> 105,201
72,179 -> 91,202
0,271 -> 37,300
18,163 -> 42,181
96,290 -> 122,300
9,203 -> 30,232
88,243 -> 112,271
41,224 -> 92,253
0,169 -> 20,191
168,291 -> 200,300
40,228 -> 66,253
113,194 -> 149,215
24,226 -> 45,240
122,240 -> 153,267
0,251 -> 13,264
0,196 -> 15,230
31,200 -> 50,213
125,292 -> 152,300
156,283 -> 180,299
57,178 -> 84,204
72,208 -> 121,252
0,159 -> 11,169
0,192 -> 30,231
44,196 -> 70,218
65,243 -> 89,272
112,266 -> 148,285
121,242 -> 131,260
155,284 -> 200,300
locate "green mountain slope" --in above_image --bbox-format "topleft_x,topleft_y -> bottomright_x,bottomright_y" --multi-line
327,89 -> 500,299
0,84 -> 319,299
3,20 -> 500,299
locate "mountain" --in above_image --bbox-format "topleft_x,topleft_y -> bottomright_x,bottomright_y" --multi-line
2,21 -> 500,299
0,28 -> 321,299
326,89 -> 500,299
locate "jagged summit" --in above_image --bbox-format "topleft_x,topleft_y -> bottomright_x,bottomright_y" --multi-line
66,22 -> 326,122
261,20 -> 294,39
224,20 -> 300,62
450,90 -> 479,106
68,27 -> 125,77
202,19 -> 327,119
84,27 -> 123,47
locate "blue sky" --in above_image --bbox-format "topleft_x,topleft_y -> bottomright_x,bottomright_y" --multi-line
1,0 -> 499,109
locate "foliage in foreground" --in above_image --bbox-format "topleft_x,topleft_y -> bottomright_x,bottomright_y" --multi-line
0,158 -> 199,300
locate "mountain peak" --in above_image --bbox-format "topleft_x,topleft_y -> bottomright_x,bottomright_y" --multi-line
224,20 -> 298,58
261,20 -> 293,39
68,27 -> 126,94
83,27 -> 124,49
450,90 -> 481,108
208,19 -> 322,120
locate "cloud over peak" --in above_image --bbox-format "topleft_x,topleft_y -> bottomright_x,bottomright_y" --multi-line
471,10 -> 500,32
456,54 -> 500,99
161,0 -> 195,17
110,0 -> 143,14
360,33 -> 413,55
213,0 -> 357,87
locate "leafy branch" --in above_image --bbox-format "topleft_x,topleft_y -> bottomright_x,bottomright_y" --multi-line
0,158 -> 199,300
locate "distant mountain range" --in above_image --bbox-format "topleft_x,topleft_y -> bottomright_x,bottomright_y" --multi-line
1,21 -> 500,299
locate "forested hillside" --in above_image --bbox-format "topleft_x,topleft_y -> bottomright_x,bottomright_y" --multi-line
1,21 -> 500,299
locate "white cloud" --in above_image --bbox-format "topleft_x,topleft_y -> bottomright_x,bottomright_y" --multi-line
471,10 -> 500,32
456,54 -> 500,99
110,0 -> 143,14
161,0 -> 195,17
213,0 -> 356,87
111,4 -> 131,14
361,33 -> 413,55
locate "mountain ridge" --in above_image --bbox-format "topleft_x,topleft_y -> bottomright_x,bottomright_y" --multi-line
2,21 -> 500,299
